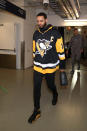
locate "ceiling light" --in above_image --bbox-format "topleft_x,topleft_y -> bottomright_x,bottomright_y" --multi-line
64,19 -> 87,22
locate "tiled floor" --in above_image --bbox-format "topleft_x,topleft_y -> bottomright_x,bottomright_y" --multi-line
0,59 -> 87,131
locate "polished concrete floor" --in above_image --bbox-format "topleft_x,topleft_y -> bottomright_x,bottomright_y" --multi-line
0,59 -> 87,131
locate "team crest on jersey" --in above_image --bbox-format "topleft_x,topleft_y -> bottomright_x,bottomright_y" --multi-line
36,39 -> 52,57
50,36 -> 54,42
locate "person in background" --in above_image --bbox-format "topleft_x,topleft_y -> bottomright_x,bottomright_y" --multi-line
67,28 -> 83,74
28,12 -> 66,123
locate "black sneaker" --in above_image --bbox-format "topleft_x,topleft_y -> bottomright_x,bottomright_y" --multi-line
28,109 -> 41,124
78,66 -> 80,70
52,92 -> 58,105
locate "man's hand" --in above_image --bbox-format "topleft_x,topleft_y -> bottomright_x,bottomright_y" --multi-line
66,50 -> 68,55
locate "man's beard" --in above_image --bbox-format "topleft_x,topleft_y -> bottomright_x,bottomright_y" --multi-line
39,22 -> 47,29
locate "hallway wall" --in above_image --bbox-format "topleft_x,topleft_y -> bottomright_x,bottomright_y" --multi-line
24,7 -> 36,68
0,6 -> 36,69
0,12 -> 24,69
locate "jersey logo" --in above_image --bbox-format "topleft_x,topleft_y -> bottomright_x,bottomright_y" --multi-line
50,36 -> 54,42
36,39 -> 52,57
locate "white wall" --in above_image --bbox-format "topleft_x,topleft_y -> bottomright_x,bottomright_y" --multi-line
0,6 -> 37,69
24,7 -> 36,68
0,11 -> 24,69
48,15 -> 64,26
0,23 -> 15,50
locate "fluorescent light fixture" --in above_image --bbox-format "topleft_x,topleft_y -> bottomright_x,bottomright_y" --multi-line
64,19 -> 87,26
78,28 -> 81,32
64,19 -> 87,22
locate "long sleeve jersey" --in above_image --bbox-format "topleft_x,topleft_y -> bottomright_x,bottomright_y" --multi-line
33,24 -> 65,74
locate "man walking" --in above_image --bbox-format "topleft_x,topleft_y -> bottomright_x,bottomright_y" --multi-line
28,12 -> 65,123
68,28 -> 83,74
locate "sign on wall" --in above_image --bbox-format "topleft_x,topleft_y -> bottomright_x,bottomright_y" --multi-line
0,0 -> 26,19
0,23 -> 15,50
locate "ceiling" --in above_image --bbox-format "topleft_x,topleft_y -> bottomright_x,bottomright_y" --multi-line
5,0 -> 87,19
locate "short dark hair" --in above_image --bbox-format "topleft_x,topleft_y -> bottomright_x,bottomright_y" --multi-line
74,28 -> 78,31
37,12 -> 47,19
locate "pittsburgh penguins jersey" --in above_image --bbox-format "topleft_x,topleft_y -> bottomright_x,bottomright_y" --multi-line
33,24 -> 65,74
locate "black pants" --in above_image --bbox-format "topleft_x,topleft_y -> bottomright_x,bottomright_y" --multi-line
72,53 -> 81,70
33,70 -> 57,110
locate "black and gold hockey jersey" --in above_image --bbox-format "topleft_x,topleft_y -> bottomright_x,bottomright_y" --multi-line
33,24 -> 65,74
